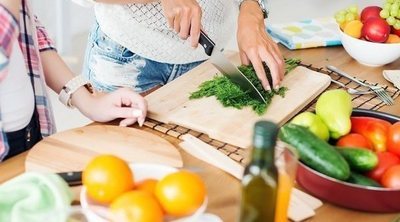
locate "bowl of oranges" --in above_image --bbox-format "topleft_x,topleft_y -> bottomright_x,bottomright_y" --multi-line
335,4 -> 400,67
80,155 -> 208,222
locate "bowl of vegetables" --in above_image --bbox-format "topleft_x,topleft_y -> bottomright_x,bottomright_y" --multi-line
280,89 -> 400,212
290,109 -> 400,213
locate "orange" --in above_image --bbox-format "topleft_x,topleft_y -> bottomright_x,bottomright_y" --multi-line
110,190 -> 163,222
343,20 -> 363,38
386,34 -> 400,43
136,179 -> 158,196
82,154 -> 134,204
155,170 -> 206,217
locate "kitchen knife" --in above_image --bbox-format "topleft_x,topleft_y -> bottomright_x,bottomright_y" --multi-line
198,30 -> 267,103
57,171 -> 82,186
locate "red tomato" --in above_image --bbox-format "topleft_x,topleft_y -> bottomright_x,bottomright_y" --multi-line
387,122 -> 400,157
381,165 -> 400,189
336,133 -> 373,150
366,152 -> 400,181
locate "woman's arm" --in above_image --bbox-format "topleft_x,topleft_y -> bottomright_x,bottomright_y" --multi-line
76,0 -> 202,46
237,0 -> 284,90
80,0 -> 155,4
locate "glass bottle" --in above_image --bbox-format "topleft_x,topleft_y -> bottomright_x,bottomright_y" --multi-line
239,121 -> 279,222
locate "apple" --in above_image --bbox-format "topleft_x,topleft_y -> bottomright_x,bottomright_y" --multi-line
291,112 -> 330,141
362,17 -> 390,42
360,6 -> 382,23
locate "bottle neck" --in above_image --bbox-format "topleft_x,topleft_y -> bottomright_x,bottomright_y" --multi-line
249,121 -> 278,170
249,146 -> 275,169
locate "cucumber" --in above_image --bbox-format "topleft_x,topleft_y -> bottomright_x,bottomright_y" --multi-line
347,172 -> 381,187
337,147 -> 378,172
279,124 -> 350,180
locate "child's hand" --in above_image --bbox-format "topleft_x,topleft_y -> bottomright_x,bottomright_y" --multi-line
75,88 -> 148,127
161,0 -> 202,47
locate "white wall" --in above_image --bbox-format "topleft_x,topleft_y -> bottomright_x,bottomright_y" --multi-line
268,0 -> 382,23
31,0 -> 95,55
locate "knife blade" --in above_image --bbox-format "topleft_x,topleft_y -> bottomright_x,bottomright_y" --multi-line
198,30 -> 267,103
57,171 -> 82,186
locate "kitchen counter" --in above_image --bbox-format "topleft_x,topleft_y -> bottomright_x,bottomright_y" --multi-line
1,45 -> 399,222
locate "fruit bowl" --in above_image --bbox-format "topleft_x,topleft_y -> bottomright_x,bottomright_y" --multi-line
339,29 -> 400,67
80,163 -> 207,222
296,108 -> 400,213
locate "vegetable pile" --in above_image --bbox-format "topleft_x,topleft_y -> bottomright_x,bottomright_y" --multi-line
281,89 -> 400,189
189,58 -> 300,115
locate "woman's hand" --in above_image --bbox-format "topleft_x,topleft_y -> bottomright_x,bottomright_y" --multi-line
160,0 -> 202,47
73,87 -> 148,127
237,0 -> 284,90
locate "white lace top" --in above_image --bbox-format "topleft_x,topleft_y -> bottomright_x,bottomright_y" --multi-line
90,1 -> 238,64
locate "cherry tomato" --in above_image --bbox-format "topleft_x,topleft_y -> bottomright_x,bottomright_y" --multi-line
336,133 -> 373,150
366,152 -> 400,181
381,165 -> 400,189
387,122 -> 400,157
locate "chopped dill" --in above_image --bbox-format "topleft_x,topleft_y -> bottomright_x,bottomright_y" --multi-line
189,58 -> 300,115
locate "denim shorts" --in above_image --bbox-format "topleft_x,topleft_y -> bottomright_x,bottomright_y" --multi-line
82,23 -> 204,93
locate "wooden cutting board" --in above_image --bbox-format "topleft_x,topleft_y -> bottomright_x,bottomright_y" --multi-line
25,125 -> 183,172
146,53 -> 331,148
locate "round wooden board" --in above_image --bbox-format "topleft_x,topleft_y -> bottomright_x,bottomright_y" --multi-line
25,125 -> 183,172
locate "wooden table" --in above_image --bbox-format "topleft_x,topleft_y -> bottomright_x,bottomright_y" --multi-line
1,46 -> 399,222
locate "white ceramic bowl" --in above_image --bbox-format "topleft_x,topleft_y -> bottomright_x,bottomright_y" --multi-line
339,29 -> 400,67
80,163 -> 207,222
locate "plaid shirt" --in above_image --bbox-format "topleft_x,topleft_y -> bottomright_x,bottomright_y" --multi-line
0,1 -> 56,161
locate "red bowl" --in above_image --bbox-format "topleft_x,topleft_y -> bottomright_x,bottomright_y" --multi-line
296,108 -> 400,213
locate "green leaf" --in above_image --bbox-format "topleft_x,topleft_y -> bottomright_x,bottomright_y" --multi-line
189,58 -> 299,116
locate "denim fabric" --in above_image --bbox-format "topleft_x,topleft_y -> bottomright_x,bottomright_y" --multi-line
82,23 -> 204,93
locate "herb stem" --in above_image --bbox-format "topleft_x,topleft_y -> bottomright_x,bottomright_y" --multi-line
190,58 -> 300,116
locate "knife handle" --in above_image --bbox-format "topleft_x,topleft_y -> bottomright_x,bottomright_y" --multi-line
57,171 -> 82,186
199,30 -> 215,56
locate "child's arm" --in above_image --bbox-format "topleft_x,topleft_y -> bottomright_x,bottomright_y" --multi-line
34,17 -> 147,126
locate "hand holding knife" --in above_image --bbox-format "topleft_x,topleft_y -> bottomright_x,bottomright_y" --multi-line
198,30 -> 267,103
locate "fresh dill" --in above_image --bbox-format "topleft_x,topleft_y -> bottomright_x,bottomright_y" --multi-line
189,58 -> 300,115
